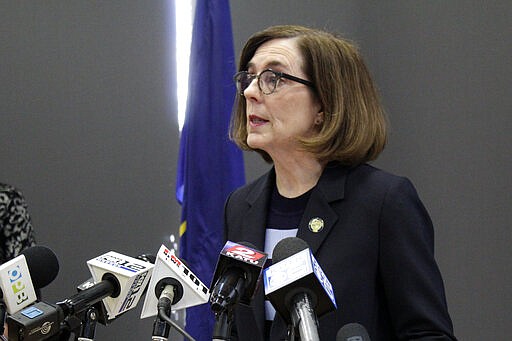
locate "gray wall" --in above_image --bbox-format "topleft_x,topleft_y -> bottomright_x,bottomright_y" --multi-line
1,1 -> 510,340
1,2 -> 179,339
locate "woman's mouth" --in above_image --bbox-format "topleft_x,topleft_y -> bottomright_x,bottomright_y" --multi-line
249,115 -> 269,126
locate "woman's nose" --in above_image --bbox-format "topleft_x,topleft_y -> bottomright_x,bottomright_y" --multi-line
243,77 -> 261,99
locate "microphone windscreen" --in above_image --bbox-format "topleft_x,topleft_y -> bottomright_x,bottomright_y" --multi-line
21,245 -> 59,289
272,237 -> 309,263
336,322 -> 371,341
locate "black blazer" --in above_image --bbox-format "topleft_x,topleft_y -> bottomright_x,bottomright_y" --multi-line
224,163 -> 456,340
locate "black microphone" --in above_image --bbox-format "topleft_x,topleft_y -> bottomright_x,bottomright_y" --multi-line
263,237 -> 337,341
0,246 -> 59,335
336,322 -> 371,341
20,246 -> 60,290
209,241 -> 268,340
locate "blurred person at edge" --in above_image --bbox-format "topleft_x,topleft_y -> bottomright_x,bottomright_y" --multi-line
0,183 -> 36,263
223,25 -> 456,340
1,183 -> 37,339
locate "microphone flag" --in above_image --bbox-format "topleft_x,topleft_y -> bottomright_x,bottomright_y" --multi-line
140,244 -> 209,318
0,254 -> 36,314
175,0 -> 245,340
263,248 -> 337,322
87,251 -> 154,319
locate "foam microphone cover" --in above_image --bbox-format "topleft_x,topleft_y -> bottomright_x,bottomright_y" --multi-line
336,322 -> 371,341
21,245 -> 59,289
272,237 -> 308,263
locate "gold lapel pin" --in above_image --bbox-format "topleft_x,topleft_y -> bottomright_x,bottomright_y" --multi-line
308,217 -> 324,233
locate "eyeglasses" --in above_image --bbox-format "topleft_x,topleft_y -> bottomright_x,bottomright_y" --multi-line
233,69 -> 314,96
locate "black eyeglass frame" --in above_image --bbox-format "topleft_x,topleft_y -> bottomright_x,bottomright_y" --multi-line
233,69 -> 315,96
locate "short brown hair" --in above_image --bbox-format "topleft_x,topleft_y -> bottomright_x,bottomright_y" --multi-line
230,25 -> 388,166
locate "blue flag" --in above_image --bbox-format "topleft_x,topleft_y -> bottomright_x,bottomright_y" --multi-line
176,1 -> 245,340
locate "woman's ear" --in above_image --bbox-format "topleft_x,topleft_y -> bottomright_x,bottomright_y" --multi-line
314,111 -> 324,125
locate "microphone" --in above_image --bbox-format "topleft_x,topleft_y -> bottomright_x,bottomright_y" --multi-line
140,244 -> 209,341
0,246 -> 59,336
0,246 -> 59,314
7,251 -> 154,340
336,322 -> 371,341
209,241 -> 268,340
263,237 -> 337,341
76,253 -> 157,326
85,251 -> 154,319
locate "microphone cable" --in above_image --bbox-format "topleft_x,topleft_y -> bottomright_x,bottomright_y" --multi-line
155,284 -> 196,341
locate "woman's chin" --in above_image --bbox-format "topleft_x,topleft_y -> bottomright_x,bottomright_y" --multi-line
246,136 -> 266,150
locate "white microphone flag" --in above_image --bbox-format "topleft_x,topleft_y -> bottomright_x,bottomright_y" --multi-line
140,244 -> 209,319
0,255 -> 37,314
87,251 -> 154,319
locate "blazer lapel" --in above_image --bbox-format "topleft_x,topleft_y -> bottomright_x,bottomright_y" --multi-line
297,163 -> 347,254
242,169 -> 275,251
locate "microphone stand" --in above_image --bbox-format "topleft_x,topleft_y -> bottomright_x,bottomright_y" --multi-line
78,306 -> 98,341
212,308 -> 234,341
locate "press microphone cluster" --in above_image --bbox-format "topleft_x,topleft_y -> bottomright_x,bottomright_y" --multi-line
4,243 -> 210,341
7,251 -> 153,340
263,237 -> 337,341
4,240 -> 340,340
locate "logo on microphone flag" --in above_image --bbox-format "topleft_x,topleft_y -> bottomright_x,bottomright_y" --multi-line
175,1 -> 245,340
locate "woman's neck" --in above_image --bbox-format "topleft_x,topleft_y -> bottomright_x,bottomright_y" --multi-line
273,154 -> 325,198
